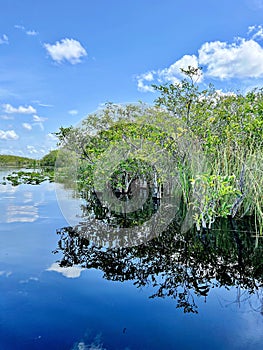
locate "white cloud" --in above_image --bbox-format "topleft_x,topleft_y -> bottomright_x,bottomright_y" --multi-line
32,115 -> 47,122
137,72 -> 155,92
44,38 -> 87,64
248,25 -> 263,40
32,115 -> 47,131
38,103 -> 53,107
68,109 -> 78,115
0,130 -> 19,140
0,34 -> 8,45
136,54 -> 201,92
3,103 -> 36,114
143,72 -> 154,82
198,89 -> 237,104
160,54 -> 201,84
14,25 -> 38,36
32,100 -> 54,108
26,30 -> 38,36
137,26 -> 263,91
198,39 -> 263,79
215,90 -> 236,97
47,262 -> 84,278
22,123 -> 32,130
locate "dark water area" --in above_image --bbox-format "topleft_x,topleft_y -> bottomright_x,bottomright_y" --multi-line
0,168 -> 262,350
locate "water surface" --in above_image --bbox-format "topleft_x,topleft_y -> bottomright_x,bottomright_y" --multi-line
0,168 -> 262,350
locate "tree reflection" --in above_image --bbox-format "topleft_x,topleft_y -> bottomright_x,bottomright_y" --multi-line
54,218 -> 263,314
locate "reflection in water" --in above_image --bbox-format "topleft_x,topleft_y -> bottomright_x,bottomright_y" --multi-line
54,218 -> 263,314
0,175 -> 54,223
6,204 -> 39,223
72,333 -> 106,350
47,262 -> 84,278
1,166 -> 262,349
55,182 -> 171,248
0,180 -> 39,223
0,270 -> 12,277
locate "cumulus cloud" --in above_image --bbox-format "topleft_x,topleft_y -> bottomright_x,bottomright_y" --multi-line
0,130 -> 19,140
44,38 -> 87,64
198,39 -> 263,79
160,55 -> 201,84
136,55 -> 201,92
248,25 -> 263,41
3,103 -> 36,114
22,123 -> 32,130
136,25 -> 263,91
137,72 -> 155,92
0,34 -> 8,45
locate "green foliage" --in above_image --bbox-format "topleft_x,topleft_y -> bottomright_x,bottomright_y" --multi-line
40,150 -> 58,167
190,174 -> 240,230
153,67 -> 263,154
10,67 -> 260,233
0,154 -> 37,167
55,103 -> 183,195
153,66 -> 204,125
55,89 -> 263,232
152,66 -> 263,231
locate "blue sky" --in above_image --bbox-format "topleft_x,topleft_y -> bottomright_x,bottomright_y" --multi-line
1,0 -> 263,158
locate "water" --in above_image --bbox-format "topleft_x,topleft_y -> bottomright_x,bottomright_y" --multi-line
0,168 -> 262,349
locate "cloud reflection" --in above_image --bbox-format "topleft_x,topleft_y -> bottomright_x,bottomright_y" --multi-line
47,262 -> 84,278
6,204 -> 39,223
0,185 -> 40,223
0,270 -> 12,277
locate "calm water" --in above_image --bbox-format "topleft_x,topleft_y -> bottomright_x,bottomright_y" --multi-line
0,168 -> 262,350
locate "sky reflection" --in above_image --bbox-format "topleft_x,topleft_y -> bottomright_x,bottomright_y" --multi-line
0,169 -> 263,350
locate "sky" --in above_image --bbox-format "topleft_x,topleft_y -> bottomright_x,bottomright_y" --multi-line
1,0 -> 263,158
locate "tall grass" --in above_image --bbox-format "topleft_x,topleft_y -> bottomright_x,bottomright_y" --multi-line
194,140 -> 263,234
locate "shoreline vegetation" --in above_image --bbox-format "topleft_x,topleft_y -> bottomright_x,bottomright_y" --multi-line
1,67 -> 263,234
0,154 -> 38,167
0,151 -> 57,185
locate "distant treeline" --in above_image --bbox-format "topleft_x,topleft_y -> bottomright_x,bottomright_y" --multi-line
0,150 -> 58,167
0,154 -> 38,167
